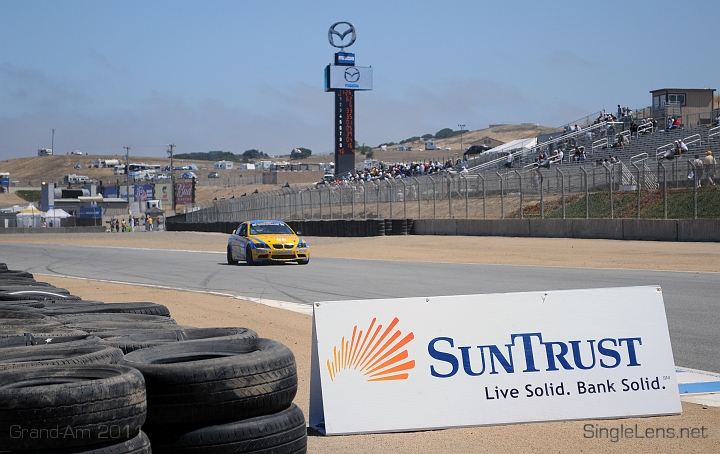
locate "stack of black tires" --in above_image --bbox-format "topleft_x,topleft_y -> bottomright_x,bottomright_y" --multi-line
0,262 -> 307,453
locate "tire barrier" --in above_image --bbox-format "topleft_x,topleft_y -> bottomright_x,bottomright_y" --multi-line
0,365 -> 147,451
102,327 -> 258,354
121,338 -> 297,425
0,333 -> 101,348
0,262 -> 307,453
167,218 -> 415,238
50,313 -> 178,325
145,403 -> 307,454
0,344 -> 124,371
43,302 -> 172,317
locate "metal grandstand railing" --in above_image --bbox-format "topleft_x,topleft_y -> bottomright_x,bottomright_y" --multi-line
709,126 -> 720,142
467,121 -> 614,173
630,153 -> 659,190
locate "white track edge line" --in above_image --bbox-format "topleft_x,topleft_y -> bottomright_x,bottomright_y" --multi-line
34,273 -> 312,316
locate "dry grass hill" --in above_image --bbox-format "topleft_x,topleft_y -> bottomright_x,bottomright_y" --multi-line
0,124 -> 556,206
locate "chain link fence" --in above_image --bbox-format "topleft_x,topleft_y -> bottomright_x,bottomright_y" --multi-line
180,157 -> 718,224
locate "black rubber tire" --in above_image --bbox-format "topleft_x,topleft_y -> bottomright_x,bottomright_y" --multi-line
66,322 -> 192,334
297,258 -> 309,265
52,313 -> 177,325
0,270 -> 33,278
0,333 -> 101,349
0,321 -> 64,332
0,308 -> 52,324
43,300 -> 106,308
246,245 -> 256,266
102,327 -> 258,354
145,404 -> 307,454
0,327 -> 89,339
0,285 -> 70,294
227,246 -> 238,265
121,338 -> 297,426
43,302 -> 171,317
20,430 -> 153,454
0,300 -> 46,309
0,291 -> 80,301
0,364 -> 147,451
0,344 -> 124,370
0,308 -> 49,319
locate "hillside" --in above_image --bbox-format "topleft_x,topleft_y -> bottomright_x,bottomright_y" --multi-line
0,123 -> 555,192
274,124 -> 558,164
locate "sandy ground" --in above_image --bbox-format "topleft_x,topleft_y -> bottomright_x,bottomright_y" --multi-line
3,232 -> 720,453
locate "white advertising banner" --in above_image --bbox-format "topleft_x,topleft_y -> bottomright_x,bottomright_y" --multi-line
325,65 -> 373,90
309,286 -> 681,435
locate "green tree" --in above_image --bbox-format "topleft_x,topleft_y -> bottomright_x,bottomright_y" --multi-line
434,128 -> 455,139
290,147 -> 312,160
421,133 -> 433,140
366,149 -> 375,159
242,149 -> 267,160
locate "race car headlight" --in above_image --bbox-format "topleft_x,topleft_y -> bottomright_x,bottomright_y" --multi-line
251,238 -> 270,249
297,238 -> 308,248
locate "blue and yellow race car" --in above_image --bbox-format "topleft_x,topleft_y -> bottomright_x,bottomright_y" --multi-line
227,220 -> 310,265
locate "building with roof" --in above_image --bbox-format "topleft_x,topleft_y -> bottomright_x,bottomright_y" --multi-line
650,88 -> 716,127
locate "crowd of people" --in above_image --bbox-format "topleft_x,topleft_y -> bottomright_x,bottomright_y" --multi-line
109,215 -> 163,232
320,159 -> 469,186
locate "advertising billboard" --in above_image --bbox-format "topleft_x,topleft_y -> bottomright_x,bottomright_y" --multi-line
175,182 -> 193,205
134,184 -> 153,203
309,286 -> 680,435
325,65 -> 373,91
102,186 -> 118,198
154,183 -> 173,207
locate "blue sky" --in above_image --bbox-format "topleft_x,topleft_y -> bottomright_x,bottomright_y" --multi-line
1,0 -> 717,159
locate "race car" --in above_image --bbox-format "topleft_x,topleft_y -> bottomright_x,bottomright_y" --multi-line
227,220 -> 309,266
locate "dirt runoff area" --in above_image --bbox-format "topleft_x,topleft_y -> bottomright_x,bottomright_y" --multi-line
5,232 -> 720,453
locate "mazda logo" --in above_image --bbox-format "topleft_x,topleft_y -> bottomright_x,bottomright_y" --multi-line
344,67 -> 360,83
328,22 -> 356,50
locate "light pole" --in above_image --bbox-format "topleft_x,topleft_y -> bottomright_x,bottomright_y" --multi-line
51,129 -> 55,155
458,124 -> 466,154
123,146 -> 131,215
167,143 -> 176,211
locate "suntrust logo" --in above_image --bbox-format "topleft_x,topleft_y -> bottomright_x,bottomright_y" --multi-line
326,317 -> 415,382
429,332 -> 643,378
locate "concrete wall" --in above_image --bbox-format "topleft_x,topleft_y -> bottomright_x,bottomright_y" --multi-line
413,219 -> 719,242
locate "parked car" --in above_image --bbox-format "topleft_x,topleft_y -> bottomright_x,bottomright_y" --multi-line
180,171 -> 197,179
208,172 -> 220,178
464,145 -> 491,158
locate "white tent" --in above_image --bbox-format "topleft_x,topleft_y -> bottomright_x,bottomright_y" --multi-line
44,208 -> 71,227
486,138 -> 538,156
16,204 -> 43,228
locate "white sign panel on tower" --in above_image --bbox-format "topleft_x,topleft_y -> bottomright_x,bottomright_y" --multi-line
309,286 -> 681,435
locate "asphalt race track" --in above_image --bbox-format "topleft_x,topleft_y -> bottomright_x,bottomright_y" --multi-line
2,243 -> 718,373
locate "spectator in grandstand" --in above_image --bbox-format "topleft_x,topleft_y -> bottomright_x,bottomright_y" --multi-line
693,155 -> 704,187
704,151 -> 716,186
617,105 -> 622,119
630,121 -> 639,138
710,113 -> 720,128
609,154 -> 620,164
667,117 -> 681,131
572,147 -> 582,162
611,133 -> 626,148
679,139 -> 689,154
505,152 -> 513,169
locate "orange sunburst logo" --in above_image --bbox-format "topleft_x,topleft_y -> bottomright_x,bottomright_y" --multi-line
326,317 -> 415,382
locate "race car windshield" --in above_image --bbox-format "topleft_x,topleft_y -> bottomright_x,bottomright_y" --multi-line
249,223 -> 294,235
